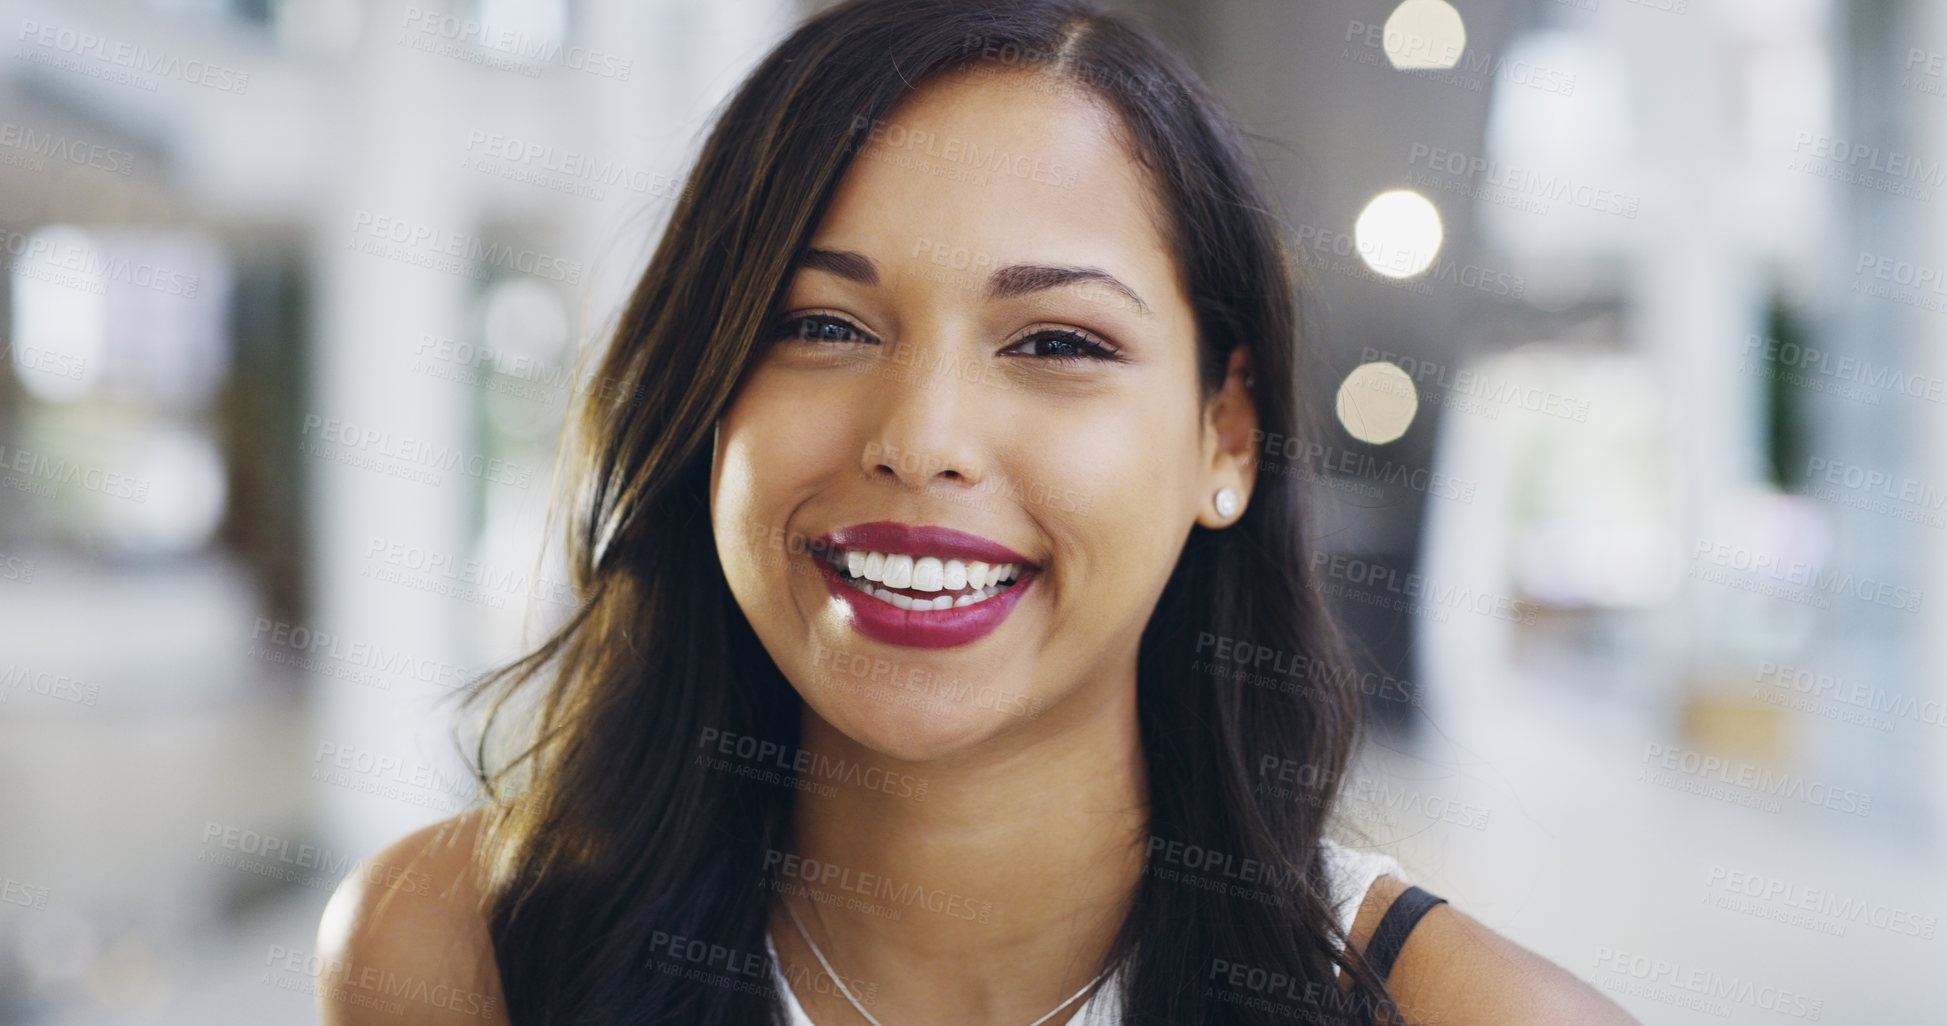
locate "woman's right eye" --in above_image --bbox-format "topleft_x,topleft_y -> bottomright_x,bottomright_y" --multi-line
770,314 -> 873,345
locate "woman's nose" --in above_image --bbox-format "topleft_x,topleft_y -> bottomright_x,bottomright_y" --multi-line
855,345 -> 988,491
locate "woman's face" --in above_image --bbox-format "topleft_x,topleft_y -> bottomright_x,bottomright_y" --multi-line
712,69 -> 1254,762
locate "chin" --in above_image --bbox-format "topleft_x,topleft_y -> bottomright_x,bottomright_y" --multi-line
794,665 -> 1040,764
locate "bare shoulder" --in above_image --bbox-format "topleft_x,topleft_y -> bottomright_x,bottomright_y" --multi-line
1346,874 -> 1641,1026
314,806 -> 510,1026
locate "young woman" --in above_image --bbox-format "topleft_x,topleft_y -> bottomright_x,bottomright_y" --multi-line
317,2 -> 1638,1024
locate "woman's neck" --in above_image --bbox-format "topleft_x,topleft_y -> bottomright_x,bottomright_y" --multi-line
769,661 -> 1149,1025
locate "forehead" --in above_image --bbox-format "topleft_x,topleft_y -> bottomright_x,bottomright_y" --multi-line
814,68 -> 1179,295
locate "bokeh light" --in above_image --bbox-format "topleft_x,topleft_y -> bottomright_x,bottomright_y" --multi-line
1354,189 -> 1445,279
1383,0 -> 1467,70
1336,361 -> 1419,444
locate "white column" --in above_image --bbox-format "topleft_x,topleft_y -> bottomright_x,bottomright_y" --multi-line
307,8 -> 476,857
1899,0 -> 1947,854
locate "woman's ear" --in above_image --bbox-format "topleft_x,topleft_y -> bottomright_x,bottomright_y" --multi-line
1197,345 -> 1260,529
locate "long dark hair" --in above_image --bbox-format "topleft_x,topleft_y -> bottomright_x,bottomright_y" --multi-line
463,1 -> 1402,1022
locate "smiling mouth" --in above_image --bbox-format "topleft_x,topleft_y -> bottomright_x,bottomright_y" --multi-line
822,547 -> 1030,611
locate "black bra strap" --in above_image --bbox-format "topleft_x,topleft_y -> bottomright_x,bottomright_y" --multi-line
1364,885 -> 1447,983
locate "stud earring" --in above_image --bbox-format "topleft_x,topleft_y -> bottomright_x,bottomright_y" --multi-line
1214,486 -> 1239,519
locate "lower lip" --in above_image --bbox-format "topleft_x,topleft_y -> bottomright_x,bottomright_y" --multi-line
814,558 -> 1037,649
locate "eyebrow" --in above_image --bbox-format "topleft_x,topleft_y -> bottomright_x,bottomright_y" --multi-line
797,247 -> 1150,316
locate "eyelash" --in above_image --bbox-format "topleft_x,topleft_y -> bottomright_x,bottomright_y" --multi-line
768,314 -> 1126,364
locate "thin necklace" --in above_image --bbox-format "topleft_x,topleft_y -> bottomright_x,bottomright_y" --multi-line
779,894 -> 1116,1026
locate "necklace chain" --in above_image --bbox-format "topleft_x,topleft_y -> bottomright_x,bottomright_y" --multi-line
779,894 -> 1114,1026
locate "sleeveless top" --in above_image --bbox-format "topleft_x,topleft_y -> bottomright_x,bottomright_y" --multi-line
765,837 -> 1406,1026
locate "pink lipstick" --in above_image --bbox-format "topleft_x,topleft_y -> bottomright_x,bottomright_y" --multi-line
811,521 -> 1040,649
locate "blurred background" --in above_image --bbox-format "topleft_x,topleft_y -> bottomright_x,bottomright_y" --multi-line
0,0 -> 1940,1021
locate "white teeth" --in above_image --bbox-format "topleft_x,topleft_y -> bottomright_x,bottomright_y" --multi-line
910,556 -> 944,592
838,551 -> 1026,589
834,548 -> 1031,611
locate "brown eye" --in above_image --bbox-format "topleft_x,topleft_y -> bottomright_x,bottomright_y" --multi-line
770,314 -> 875,345
1004,328 -> 1125,364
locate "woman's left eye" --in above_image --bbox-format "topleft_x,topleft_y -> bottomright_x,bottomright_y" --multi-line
1004,329 -> 1125,363
771,314 -> 875,345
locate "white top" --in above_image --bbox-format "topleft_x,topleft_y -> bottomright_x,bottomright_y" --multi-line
766,837 -> 1405,1026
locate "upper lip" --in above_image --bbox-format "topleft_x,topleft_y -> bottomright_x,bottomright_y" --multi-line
817,521 -> 1040,568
